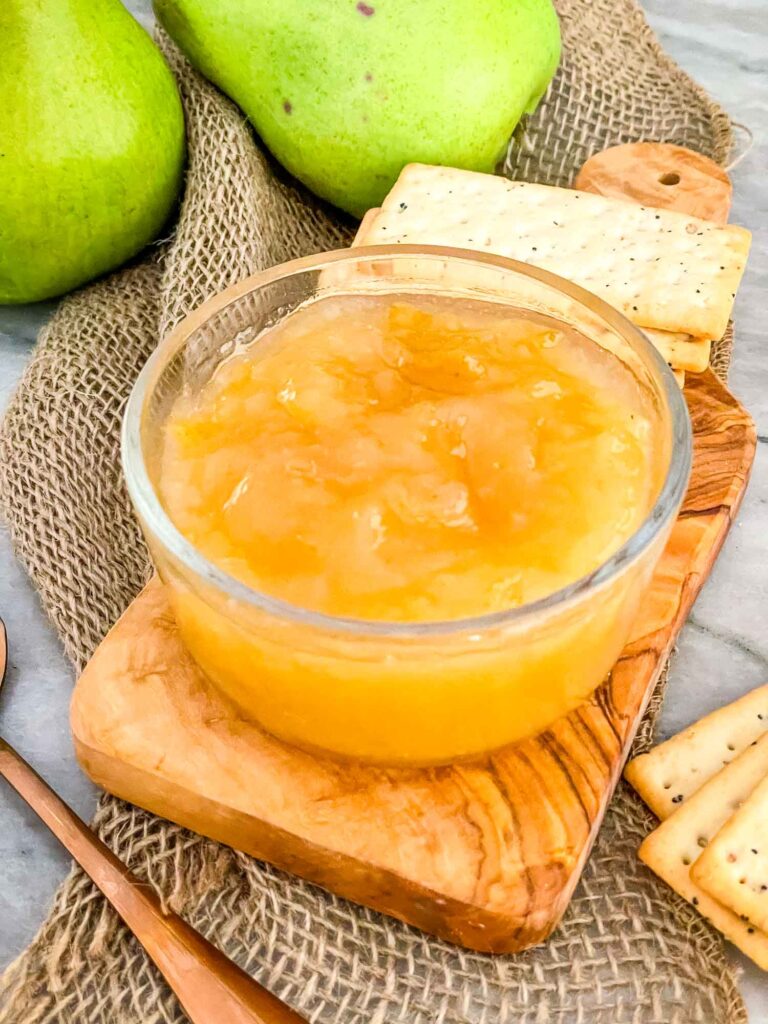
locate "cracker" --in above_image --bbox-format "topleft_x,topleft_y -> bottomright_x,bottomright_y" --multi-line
354,202 -> 705,379
624,684 -> 768,819
361,163 -> 750,340
355,207 -> 381,241
638,735 -> 768,970
643,329 -> 711,374
692,773 -> 768,933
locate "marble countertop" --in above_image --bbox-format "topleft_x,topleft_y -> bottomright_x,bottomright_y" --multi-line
1,0 -> 766,1018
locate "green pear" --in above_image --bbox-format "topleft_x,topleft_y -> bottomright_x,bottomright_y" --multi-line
0,0 -> 185,304
154,0 -> 559,218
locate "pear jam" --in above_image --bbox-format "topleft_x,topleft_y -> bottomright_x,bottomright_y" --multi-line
159,296 -> 657,621
154,293 -> 667,764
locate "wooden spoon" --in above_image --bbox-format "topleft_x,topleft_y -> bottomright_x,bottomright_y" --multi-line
0,616 -> 306,1024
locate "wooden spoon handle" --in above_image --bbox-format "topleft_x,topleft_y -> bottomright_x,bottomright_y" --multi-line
0,738 -> 306,1024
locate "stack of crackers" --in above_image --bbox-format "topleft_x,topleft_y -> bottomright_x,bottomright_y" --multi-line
625,685 -> 768,968
355,163 -> 751,387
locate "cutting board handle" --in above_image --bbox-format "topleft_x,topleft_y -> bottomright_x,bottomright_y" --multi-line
574,141 -> 732,223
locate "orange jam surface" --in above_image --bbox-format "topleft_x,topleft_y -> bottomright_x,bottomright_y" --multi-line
159,296 -> 657,623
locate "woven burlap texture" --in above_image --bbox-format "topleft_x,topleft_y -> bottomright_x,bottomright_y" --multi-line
0,2 -> 745,1021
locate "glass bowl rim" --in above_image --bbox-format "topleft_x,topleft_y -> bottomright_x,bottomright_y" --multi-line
122,243 -> 692,638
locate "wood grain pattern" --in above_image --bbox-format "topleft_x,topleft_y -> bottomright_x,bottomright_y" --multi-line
71,368 -> 755,953
574,142 -> 733,224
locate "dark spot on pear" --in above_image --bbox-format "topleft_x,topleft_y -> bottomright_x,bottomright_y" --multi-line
365,72 -> 373,82
283,100 -> 293,114
357,2 -> 375,14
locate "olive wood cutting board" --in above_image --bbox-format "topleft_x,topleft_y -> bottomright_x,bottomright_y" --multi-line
71,144 -> 756,953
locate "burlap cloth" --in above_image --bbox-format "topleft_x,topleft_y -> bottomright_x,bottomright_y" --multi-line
0,3 -> 745,1022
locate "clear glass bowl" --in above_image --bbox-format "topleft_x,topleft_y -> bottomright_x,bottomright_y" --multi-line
122,246 -> 691,766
